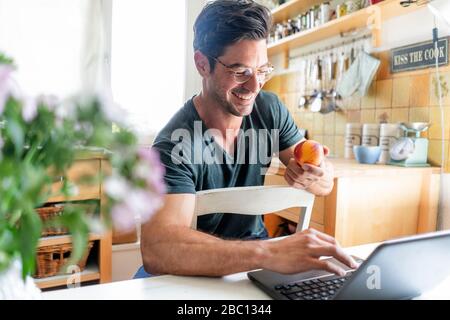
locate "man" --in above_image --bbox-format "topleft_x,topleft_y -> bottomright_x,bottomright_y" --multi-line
140,0 -> 357,278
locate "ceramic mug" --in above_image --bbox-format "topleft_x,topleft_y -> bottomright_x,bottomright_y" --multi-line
345,123 -> 362,159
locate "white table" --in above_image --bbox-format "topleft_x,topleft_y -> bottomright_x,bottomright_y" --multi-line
42,242 -> 450,300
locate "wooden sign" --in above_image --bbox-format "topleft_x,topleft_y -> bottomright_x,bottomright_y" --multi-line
391,37 -> 449,73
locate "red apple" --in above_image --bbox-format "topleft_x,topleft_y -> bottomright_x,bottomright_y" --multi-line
294,140 -> 325,166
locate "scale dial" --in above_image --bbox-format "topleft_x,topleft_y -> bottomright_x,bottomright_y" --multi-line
390,138 -> 415,161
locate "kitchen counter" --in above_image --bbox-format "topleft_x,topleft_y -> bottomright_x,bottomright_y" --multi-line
267,157 -> 441,178
265,157 -> 440,247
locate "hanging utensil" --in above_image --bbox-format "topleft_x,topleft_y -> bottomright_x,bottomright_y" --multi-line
310,56 -> 323,112
320,52 -> 339,114
298,59 -> 307,109
303,56 -> 313,108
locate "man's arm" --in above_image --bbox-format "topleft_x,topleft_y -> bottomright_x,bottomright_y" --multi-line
141,193 -> 264,276
278,142 -> 334,196
141,193 -> 356,277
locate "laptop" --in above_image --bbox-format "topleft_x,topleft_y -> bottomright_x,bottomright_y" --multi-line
247,230 -> 450,300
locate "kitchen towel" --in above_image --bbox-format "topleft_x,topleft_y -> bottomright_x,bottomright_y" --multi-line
336,51 -> 380,98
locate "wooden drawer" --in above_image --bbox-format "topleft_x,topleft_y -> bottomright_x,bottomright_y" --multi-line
47,159 -> 101,202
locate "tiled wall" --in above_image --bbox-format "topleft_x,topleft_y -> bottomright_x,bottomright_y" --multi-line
264,51 -> 450,172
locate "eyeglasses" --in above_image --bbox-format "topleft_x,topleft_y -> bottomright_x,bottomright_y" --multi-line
209,56 -> 274,84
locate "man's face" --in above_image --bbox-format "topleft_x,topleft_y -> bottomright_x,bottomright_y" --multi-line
205,39 -> 269,117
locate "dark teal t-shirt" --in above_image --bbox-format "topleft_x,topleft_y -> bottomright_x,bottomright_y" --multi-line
152,90 -> 302,240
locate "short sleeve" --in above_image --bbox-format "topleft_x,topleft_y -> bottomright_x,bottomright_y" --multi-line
275,97 -> 303,151
152,139 -> 197,194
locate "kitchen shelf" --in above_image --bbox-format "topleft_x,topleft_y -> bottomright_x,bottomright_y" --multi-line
34,265 -> 100,290
271,0 -> 323,25
268,0 -> 425,58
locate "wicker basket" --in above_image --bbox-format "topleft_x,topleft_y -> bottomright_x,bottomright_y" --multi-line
36,205 -> 68,237
34,241 -> 94,278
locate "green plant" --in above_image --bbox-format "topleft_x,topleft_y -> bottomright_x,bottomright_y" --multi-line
0,53 -> 165,278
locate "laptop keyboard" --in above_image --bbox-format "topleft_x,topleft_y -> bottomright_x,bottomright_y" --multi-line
274,272 -> 354,300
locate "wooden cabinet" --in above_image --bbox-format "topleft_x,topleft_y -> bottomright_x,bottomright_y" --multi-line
34,155 -> 112,290
264,158 -> 440,247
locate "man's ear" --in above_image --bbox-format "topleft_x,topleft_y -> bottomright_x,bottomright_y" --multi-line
194,50 -> 211,77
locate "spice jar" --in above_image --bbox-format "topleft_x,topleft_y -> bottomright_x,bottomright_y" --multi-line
304,11 -> 310,29
291,17 -> 301,33
284,21 -> 292,37
336,3 -> 347,18
314,5 -> 321,27
346,0 -> 360,14
320,2 -> 331,24
309,8 -> 315,28
275,23 -> 284,41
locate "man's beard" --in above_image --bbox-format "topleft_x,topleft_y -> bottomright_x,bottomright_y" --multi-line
211,85 -> 254,117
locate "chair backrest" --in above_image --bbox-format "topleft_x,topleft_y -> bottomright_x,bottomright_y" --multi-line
193,185 -> 315,233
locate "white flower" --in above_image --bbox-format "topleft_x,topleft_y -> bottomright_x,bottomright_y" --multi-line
37,94 -> 59,111
125,188 -> 163,223
21,96 -> 38,122
111,202 -> 136,233
104,175 -> 130,201
0,65 -> 13,115
97,92 -> 127,125
137,147 -> 166,194
87,216 -> 107,235
0,259 -> 42,299
56,98 -> 77,120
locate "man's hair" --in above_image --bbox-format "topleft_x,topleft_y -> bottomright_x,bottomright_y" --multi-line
193,0 -> 272,71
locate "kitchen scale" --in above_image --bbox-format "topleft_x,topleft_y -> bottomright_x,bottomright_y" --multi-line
388,122 -> 430,167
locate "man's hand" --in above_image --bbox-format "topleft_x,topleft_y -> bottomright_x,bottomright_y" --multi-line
284,146 -> 334,196
262,228 -> 359,276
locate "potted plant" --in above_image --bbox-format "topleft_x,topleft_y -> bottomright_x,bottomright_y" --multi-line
0,53 -> 165,298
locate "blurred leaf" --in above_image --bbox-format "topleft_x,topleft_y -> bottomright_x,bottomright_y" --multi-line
18,209 -> 41,278
0,52 -> 14,65
6,119 -> 24,157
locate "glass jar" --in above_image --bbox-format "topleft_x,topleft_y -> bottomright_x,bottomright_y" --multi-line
309,8 -> 315,28
314,6 -> 321,27
320,2 -> 331,25
304,11 -> 310,29
336,3 -> 347,18
292,17 -> 301,33
346,0 -> 360,14
285,20 -> 294,36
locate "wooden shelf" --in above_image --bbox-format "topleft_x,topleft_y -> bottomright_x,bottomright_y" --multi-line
268,0 -> 425,57
46,194 -> 101,203
38,234 -> 102,248
271,0 -> 323,24
34,265 -> 100,289
34,158 -> 112,290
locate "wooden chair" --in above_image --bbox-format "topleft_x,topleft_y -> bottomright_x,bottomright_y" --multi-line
192,185 -> 315,233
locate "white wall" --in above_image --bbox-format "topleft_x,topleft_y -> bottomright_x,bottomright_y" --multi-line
184,0 -> 207,101
378,0 -> 450,51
